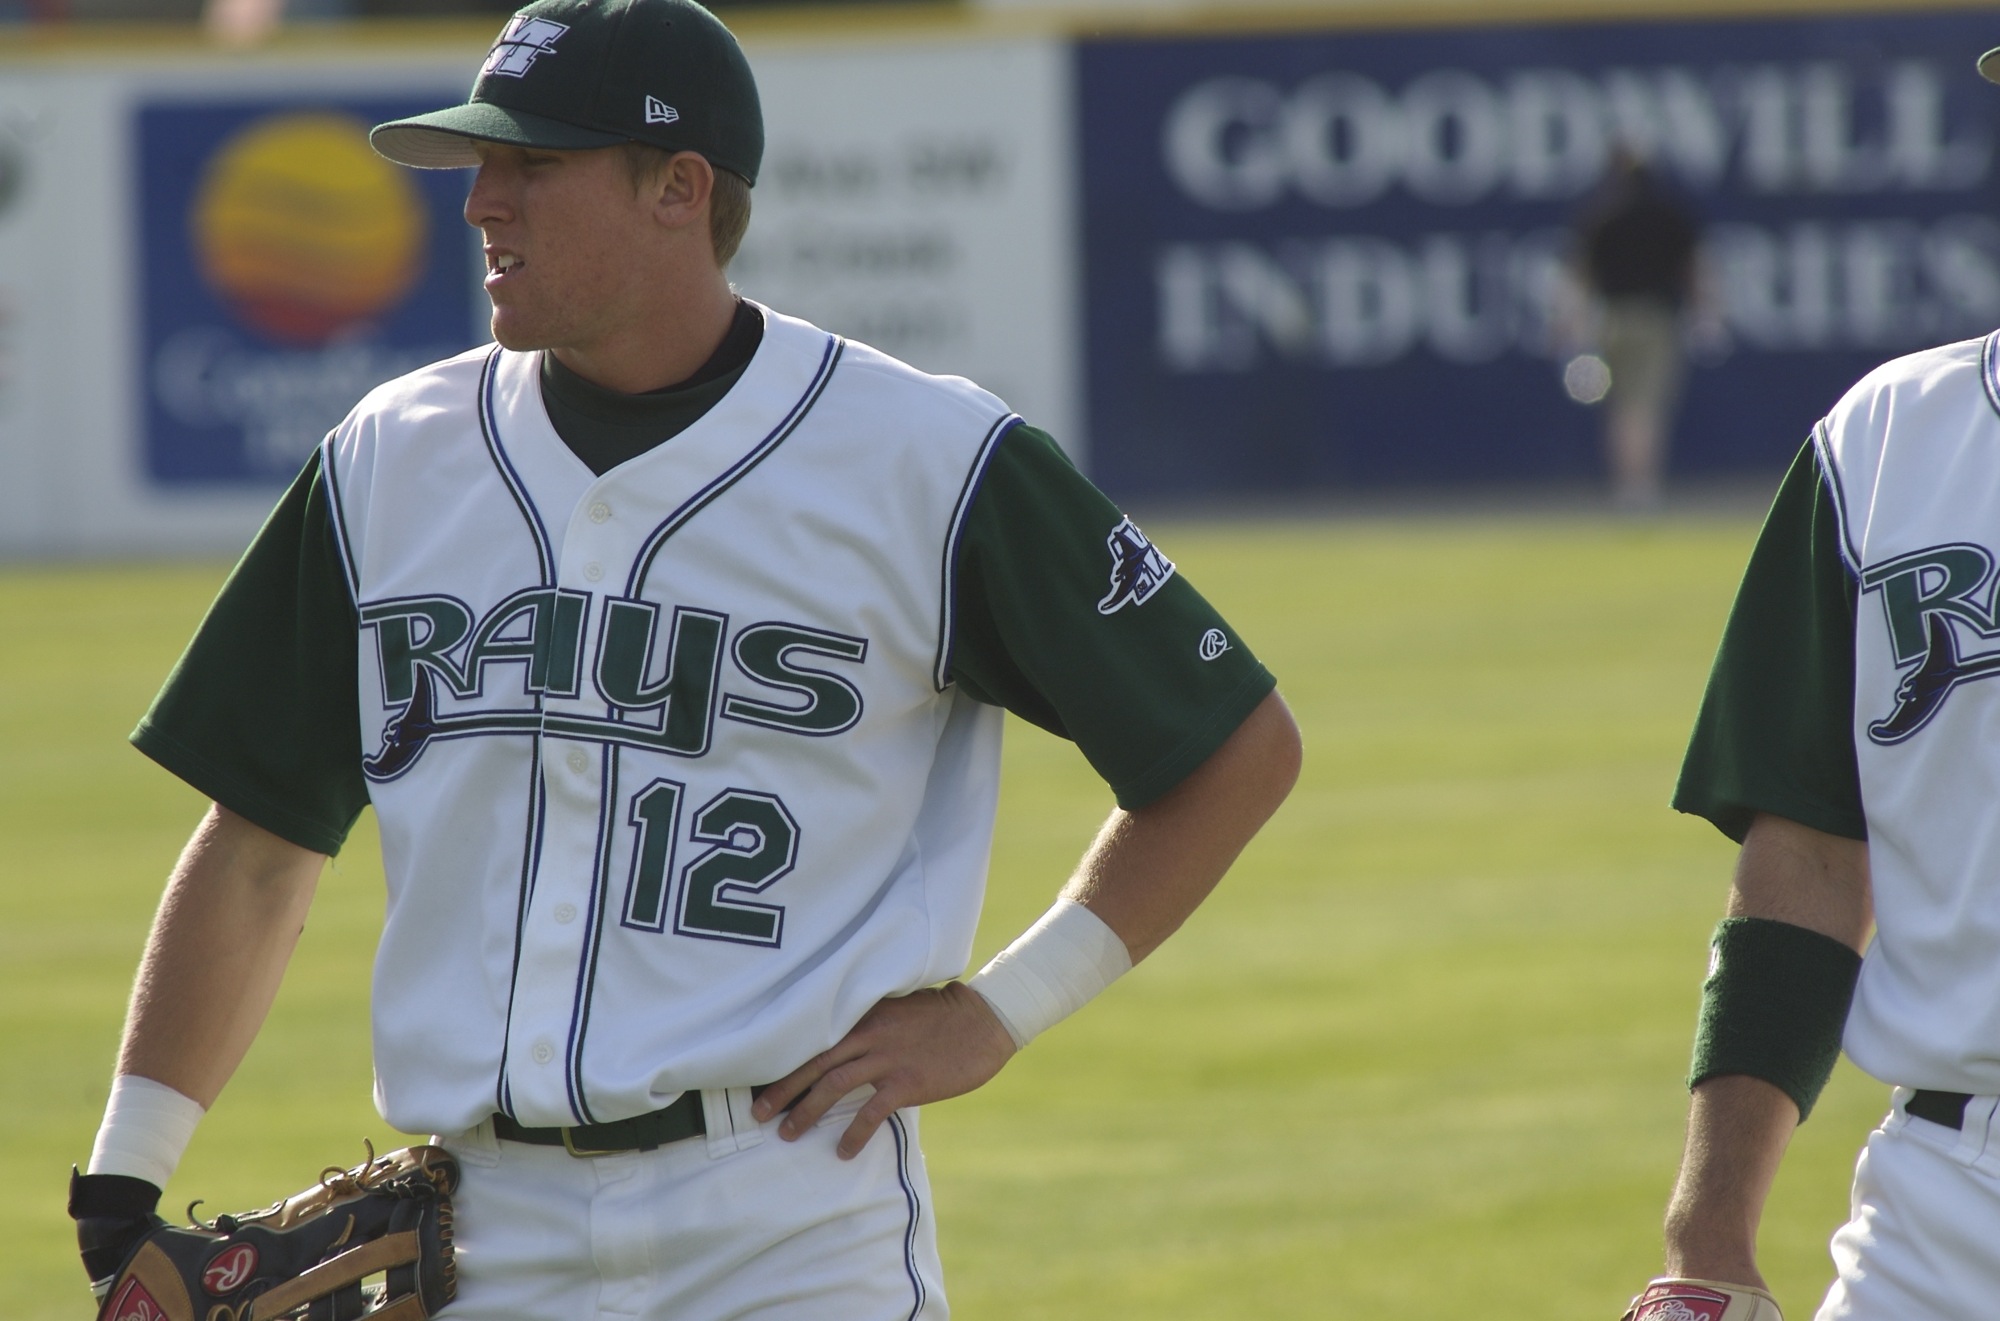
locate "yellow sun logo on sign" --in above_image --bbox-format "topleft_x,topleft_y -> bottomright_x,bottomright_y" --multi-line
192,111 -> 429,346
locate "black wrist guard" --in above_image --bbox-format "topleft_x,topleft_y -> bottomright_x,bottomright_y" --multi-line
69,1168 -> 164,1288
1688,916 -> 1862,1121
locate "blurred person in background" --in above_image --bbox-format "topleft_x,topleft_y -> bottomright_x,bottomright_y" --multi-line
1568,149 -> 1705,512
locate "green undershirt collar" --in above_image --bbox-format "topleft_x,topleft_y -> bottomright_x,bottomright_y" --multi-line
538,298 -> 765,477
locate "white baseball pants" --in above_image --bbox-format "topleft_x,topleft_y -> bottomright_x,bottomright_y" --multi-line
437,1089 -> 946,1320
1814,1089 -> 2000,1320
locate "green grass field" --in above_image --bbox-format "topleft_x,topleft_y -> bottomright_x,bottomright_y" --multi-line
0,509 -> 1891,1318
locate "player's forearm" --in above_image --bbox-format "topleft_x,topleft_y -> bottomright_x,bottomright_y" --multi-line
116,804 -> 325,1107
1066,690 -> 1301,963
1663,1074 -> 1798,1287
1659,814 -> 1871,1286
965,690 -> 1298,1048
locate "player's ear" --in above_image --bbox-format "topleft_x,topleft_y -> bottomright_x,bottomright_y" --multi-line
649,151 -> 715,236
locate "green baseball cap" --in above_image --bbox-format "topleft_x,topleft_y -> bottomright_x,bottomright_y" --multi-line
370,0 -> 762,185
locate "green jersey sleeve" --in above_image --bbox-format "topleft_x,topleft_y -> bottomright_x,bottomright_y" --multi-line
947,425 -> 1277,808
130,452 -> 369,855
1674,440 -> 1865,844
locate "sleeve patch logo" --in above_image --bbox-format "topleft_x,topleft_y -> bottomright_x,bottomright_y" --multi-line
483,17 -> 568,77
1097,516 -> 1176,614
1199,628 -> 1230,661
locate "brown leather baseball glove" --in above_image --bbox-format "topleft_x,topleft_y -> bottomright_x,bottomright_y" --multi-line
70,1143 -> 458,1321
1621,1277 -> 1783,1321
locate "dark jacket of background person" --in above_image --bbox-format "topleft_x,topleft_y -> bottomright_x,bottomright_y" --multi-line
1578,159 -> 1701,309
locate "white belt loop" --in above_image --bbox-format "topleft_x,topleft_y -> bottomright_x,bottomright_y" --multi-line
1888,1085 -> 1914,1132
701,1088 -> 736,1159
1963,1094 -> 2000,1165
702,1087 -> 764,1159
437,1116 -> 501,1167
727,1087 -> 764,1152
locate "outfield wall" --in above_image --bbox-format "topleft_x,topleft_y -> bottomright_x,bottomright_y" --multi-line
0,25 -> 1076,556
1078,6 -> 2000,495
1,3 -> 1996,555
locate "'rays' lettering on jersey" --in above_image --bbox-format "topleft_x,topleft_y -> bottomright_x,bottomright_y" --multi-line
1862,541 -> 2000,744
359,589 -> 868,780
1096,516 -> 1176,614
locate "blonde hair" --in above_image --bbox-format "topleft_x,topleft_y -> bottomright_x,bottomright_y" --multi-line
622,143 -> 753,268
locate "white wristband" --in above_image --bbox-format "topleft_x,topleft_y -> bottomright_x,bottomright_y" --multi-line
966,898 -> 1133,1049
87,1074 -> 206,1189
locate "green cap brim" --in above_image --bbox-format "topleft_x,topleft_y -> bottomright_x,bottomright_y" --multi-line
1981,46 -> 2000,85
370,102 -> 629,169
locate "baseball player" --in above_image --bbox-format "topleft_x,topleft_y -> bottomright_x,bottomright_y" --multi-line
65,1 -> 1302,1317
1620,46 -> 2000,1321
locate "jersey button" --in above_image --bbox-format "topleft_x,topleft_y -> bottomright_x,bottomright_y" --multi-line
552,902 -> 577,924
588,502 -> 611,524
566,748 -> 589,774
530,1041 -> 554,1065
583,562 -> 603,582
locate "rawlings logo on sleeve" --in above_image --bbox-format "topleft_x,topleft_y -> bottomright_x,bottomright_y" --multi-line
1097,516 -> 1176,614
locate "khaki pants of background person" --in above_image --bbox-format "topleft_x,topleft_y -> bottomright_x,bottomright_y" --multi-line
1598,298 -> 1685,510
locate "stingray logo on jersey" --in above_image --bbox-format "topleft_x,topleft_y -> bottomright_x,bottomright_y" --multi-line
1862,542 -> 2000,744
358,589 -> 869,780
482,16 -> 568,77
1097,516 -> 1176,614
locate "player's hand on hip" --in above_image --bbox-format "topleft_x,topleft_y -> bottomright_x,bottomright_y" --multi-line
752,981 -> 1017,1159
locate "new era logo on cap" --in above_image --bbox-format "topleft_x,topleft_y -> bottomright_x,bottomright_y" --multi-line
644,95 -> 680,125
484,16 -> 568,78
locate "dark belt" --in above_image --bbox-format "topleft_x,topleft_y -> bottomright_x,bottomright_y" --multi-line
493,1089 -> 706,1156
1906,1089 -> 1973,1131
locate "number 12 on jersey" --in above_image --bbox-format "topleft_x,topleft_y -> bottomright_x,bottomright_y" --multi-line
619,779 -> 799,947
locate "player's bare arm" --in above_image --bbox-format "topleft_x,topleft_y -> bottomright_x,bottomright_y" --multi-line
1656,814 -> 1870,1292
1060,689 -> 1302,961
117,804 -> 325,1106
756,689 -> 1302,1158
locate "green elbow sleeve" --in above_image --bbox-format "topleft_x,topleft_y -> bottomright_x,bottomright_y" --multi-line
1688,916 -> 1863,1122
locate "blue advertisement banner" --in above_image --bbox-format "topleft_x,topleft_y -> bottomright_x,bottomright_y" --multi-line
139,98 -> 479,485
1078,10 -> 2000,496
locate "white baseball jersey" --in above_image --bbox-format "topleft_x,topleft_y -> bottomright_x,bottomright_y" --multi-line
323,307 -> 1017,1136
1816,331 -> 2000,1093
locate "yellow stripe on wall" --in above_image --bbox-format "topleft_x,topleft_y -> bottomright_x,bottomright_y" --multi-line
2,0 -> 1993,61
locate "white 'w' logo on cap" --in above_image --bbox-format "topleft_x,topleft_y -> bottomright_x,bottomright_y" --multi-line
484,17 -> 568,78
